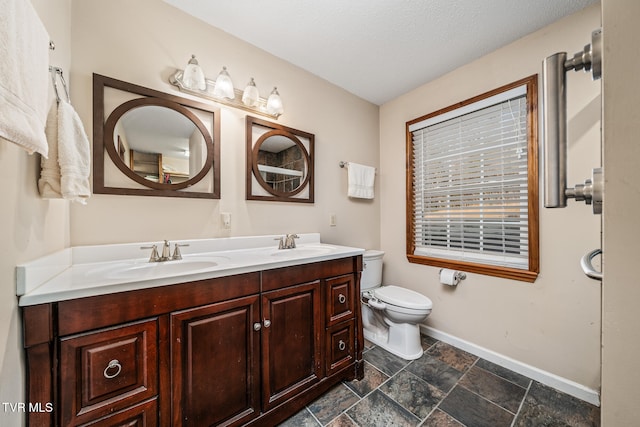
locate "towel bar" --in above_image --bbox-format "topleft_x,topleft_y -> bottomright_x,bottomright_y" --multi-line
339,161 -> 377,173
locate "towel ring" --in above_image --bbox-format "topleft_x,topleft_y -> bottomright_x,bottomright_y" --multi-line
49,66 -> 71,104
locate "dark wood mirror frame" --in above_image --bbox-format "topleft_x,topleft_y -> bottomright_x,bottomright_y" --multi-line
246,116 -> 314,203
93,73 -> 221,198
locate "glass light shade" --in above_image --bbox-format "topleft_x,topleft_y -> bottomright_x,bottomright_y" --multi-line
212,66 -> 235,99
266,87 -> 284,116
242,78 -> 260,107
182,55 -> 206,91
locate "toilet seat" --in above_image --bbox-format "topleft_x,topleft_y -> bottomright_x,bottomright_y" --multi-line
374,285 -> 432,310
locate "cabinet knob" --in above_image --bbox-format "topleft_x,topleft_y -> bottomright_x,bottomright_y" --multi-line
103,359 -> 122,379
253,322 -> 262,331
338,294 -> 346,304
338,340 -> 346,351
263,319 -> 271,328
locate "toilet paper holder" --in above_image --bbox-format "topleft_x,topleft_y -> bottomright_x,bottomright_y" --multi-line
439,269 -> 467,286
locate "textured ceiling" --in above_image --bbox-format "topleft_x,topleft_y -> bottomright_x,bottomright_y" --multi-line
163,0 -> 598,105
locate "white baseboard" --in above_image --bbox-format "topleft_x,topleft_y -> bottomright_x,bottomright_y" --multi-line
420,325 -> 601,407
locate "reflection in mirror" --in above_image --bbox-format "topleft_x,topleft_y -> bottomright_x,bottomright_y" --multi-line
246,116 -> 314,203
256,134 -> 307,193
93,74 -> 221,199
114,105 -> 206,184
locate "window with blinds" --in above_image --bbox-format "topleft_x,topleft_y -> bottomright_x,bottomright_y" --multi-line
406,76 -> 539,282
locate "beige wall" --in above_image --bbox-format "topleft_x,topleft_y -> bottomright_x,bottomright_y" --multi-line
0,2 -> 71,425
380,4 -> 602,391
601,0 -> 640,423
68,0 -> 380,250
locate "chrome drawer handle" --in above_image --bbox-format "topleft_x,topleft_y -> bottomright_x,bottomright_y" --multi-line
338,294 -> 346,304
338,340 -> 346,351
253,322 -> 262,331
103,359 -> 122,379
263,319 -> 271,328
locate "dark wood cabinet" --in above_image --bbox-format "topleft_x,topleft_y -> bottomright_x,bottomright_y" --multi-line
22,256 -> 363,426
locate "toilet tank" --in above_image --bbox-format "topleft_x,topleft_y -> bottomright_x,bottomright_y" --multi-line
361,250 -> 384,290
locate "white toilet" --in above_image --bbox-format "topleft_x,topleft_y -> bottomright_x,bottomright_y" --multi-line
361,250 -> 432,360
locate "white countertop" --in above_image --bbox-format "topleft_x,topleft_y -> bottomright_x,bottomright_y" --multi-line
17,233 -> 364,306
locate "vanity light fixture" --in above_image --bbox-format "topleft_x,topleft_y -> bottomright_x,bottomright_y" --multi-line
182,55 -> 206,91
168,61 -> 284,119
266,87 -> 284,117
242,78 -> 260,107
212,66 -> 235,99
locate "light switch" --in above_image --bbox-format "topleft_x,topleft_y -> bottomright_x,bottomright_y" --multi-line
329,214 -> 337,227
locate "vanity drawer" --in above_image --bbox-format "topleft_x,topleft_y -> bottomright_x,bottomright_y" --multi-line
59,319 -> 158,426
326,320 -> 355,375
78,398 -> 157,426
325,274 -> 355,326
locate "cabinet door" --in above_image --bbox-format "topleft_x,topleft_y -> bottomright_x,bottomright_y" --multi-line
261,281 -> 322,411
171,295 -> 261,427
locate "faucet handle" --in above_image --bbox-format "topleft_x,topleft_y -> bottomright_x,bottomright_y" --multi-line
172,243 -> 190,260
274,236 -> 284,249
140,245 -> 159,262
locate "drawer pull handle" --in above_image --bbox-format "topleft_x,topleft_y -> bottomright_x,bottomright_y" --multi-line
338,294 -> 346,304
253,322 -> 262,331
103,359 -> 122,379
263,319 -> 271,328
338,340 -> 346,351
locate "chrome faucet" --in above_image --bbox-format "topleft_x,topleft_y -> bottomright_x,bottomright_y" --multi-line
274,234 -> 299,250
140,240 -> 190,262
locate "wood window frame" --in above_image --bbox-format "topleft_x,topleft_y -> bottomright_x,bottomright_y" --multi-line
405,75 -> 539,283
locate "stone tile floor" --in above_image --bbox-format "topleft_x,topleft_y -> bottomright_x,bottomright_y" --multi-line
280,336 -> 600,427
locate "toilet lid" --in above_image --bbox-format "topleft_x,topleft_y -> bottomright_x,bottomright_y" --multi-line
374,285 -> 433,310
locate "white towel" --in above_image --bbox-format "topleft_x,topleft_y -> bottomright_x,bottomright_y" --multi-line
58,100 -> 91,203
38,103 -> 62,198
347,162 -> 376,199
38,100 -> 91,204
0,0 -> 50,157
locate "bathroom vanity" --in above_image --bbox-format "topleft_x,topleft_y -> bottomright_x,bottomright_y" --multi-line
18,234 -> 364,426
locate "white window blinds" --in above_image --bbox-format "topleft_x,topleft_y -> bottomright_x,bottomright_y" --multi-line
409,84 -> 530,269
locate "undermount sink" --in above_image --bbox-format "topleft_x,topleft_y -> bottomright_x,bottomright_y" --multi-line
270,245 -> 336,258
85,256 -> 228,281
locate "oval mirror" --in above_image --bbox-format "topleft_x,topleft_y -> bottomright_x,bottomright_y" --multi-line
104,97 -> 214,191
252,129 -> 310,197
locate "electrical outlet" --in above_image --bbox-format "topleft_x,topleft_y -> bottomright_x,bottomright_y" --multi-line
329,214 -> 337,227
221,212 -> 231,229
